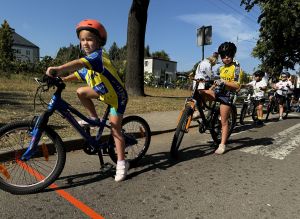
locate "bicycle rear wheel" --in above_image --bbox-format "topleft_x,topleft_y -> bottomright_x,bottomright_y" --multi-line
108,116 -> 151,167
0,121 -> 66,194
210,105 -> 237,144
170,105 -> 194,159
283,100 -> 289,119
265,101 -> 274,121
251,102 -> 258,122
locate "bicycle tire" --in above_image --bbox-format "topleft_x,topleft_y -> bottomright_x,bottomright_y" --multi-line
283,100 -> 289,119
239,103 -> 248,125
108,116 -> 151,167
210,104 -> 237,144
0,120 -> 66,194
170,105 -> 194,159
251,102 -> 258,122
265,101 -> 274,121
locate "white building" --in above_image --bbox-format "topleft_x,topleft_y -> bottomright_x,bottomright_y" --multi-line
11,29 -> 40,63
144,57 -> 177,83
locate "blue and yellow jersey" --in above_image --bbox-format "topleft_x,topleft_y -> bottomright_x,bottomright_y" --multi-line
219,62 -> 243,85
74,49 -> 128,114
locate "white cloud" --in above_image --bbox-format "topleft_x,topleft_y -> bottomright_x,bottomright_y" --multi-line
177,13 -> 260,72
178,13 -> 257,41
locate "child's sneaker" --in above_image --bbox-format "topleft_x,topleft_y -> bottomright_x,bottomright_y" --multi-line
279,116 -> 283,121
115,161 -> 129,182
215,144 -> 226,155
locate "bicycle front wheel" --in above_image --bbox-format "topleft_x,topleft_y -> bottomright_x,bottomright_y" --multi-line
0,121 -> 66,194
108,116 -> 151,167
210,105 -> 237,144
170,105 -> 194,159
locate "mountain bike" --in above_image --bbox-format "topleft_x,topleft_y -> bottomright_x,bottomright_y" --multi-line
170,79 -> 237,158
0,76 -> 151,194
265,89 -> 289,121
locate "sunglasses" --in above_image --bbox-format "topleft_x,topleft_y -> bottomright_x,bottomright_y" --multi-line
220,53 -> 234,59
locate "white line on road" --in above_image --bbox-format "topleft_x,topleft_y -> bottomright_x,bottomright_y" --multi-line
239,122 -> 300,160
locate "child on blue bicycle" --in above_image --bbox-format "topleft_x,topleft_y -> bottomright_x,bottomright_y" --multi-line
46,19 -> 129,182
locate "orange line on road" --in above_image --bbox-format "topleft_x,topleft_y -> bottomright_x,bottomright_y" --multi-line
17,160 -> 105,219
49,184 -> 105,219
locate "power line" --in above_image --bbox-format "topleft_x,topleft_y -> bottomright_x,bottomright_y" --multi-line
207,0 -> 228,13
218,0 -> 258,24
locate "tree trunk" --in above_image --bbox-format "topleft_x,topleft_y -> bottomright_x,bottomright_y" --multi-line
125,0 -> 149,96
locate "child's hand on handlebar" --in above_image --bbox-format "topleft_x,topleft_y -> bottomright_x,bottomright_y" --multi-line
214,79 -> 225,86
46,67 -> 58,77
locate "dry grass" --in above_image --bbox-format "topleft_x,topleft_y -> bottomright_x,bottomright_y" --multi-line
0,74 -> 191,137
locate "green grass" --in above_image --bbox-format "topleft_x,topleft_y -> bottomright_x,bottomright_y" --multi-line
0,74 -> 191,131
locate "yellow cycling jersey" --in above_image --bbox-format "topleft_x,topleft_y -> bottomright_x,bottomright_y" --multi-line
74,49 -> 128,114
219,62 -> 243,85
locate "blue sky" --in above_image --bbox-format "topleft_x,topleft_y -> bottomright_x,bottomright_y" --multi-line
0,0 -> 261,73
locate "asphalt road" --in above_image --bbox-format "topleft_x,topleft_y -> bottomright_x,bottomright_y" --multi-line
1,113 -> 300,219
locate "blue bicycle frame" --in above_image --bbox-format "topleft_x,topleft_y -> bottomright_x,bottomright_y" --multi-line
21,79 -> 111,161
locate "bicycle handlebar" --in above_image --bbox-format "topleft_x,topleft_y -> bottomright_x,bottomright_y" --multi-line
34,75 -> 66,91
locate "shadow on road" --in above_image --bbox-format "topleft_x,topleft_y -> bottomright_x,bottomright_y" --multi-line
126,142 -> 217,180
42,167 -> 115,193
226,136 -> 274,153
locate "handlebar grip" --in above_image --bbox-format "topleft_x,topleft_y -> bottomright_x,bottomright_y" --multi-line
50,70 -> 58,77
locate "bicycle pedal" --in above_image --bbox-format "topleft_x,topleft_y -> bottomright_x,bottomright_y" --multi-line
197,120 -> 206,133
102,147 -> 109,154
100,162 -> 114,173
83,145 -> 98,155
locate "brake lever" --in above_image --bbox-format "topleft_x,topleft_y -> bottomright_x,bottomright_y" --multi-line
34,77 -> 43,85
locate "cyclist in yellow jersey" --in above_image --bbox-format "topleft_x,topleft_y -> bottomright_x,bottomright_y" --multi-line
46,19 -> 129,182
199,42 -> 242,154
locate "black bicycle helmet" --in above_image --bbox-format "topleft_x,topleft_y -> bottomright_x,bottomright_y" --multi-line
253,70 -> 265,77
218,42 -> 237,58
281,71 -> 290,78
271,76 -> 278,83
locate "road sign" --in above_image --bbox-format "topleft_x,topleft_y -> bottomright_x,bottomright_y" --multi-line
197,25 -> 212,46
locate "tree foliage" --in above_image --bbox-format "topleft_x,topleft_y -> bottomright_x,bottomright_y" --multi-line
0,20 -> 14,72
241,0 -> 300,76
55,44 -> 82,65
108,42 -> 127,81
144,45 -> 151,58
151,50 -> 170,61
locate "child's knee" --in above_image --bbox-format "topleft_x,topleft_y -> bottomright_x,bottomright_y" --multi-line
76,87 -> 85,96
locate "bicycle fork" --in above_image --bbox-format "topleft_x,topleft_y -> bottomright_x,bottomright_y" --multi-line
177,101 -> 195,132
21,111 -> 51,161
